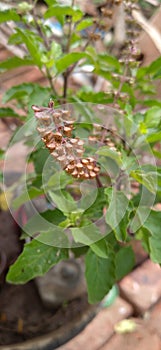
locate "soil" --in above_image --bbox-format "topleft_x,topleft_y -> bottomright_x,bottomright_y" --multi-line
0,211 -> 89,346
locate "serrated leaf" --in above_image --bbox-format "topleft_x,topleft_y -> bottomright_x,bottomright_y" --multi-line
0,9 -> 20,23
97,146 -> 122,166
14,29 -> 43,68
91,239 -> 110,258
48,189 -> 77,213
83,188 -> 106,220
23,208 -> 66,235
76,18 -> 93,31
6,240 -> 68,284
12,187 -> 44,210
56,52 -> 92,74
45,171 -> 72,191
105,189 -> 129,241
115,246 -> 135,280
0,108 -> 23,119
85,249 -> 115,303
0,57 -> 34,72
147,131 -> 161,143
3,83 -> 34,103
44,5 -> 82,24
71,223 -> 102,246
130,169 -> 157,193
145,106 -> 161,128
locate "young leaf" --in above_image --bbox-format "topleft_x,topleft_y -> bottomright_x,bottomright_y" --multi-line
71,223 -> 102,246
56,52 -> 92,74
6,240 -> 68,284
3,83 -> 34,103
0,57 -> 34,72
85,249 -> 115,303
14,28 -> 44,68
0,9 -> 20,23
76,18 -> 93,31
0,108 -> 23,119
91,238 -> 110,258
145,106 -> 161,128
115,246 -> 135,281
44,5 -> 82,24
12,187 -> 44,210
130,169 -> 157,194
48,189 -> 77,213
97,146 -> 122,166
105,189 -> 129,241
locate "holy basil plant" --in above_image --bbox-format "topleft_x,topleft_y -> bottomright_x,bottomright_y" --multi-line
1,0 -> 161,304
6,100 -> 161,304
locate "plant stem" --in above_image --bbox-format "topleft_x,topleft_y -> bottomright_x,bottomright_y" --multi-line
62,0 -> 75,101
31,5 -> 58,96
96,175 -> 103,188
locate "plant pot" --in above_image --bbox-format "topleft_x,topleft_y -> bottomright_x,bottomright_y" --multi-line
0,297 -> 101,350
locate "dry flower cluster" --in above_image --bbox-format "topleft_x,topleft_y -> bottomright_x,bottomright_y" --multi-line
32,102 -> 100,180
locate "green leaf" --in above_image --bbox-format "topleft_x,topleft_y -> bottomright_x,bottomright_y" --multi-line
6,240 -> 68,284
0,9 -> 20,23
0,57 -> 35,72
0,108 -> 23,119
23,208 -> 66,235
147,56 -> 161,75
45,171 -> 72,191
130,169 -> 157,194
3,83 -> 34,103
71,223 -> 102,246
115,246 -> 135,281
145,106 -> 161,128
76,18 -> 93,31
84,188 -> 106,220
149,235 -> 161,264
12,187 -> 44,210
14,29 -> 43,68
105,189 -> 129,241
48,189 -> 77,213
56,52 -> 92,74
147,131 -> 161,143
97,54 -> 121,71
85,249 -> 115,303
97,146 -> 122,166
142,210 -> 161,263
91,239 -> 110,258
44,5 -> 82,24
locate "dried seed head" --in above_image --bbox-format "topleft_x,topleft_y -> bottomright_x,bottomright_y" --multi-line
87,157 -> 95,163
51,151 -> 59,159
89,33 -> 101,41
94,166 -> 100,173
46,142 -> 56,151
82,158 -> 89,165
101,8 -> 113,18
89,171 -> 96,179
62,110 -> 70,119
76,162 -> 83,170
75,149 -> 84,156
71,169 -> 78,178
54,132 -> 63,143
63,126 -> 72,137
37,127 -> 47,136
70,138 -> 78,145
77,140 -> 84,147
87,164 -> 94,171
56,145 -> 65,156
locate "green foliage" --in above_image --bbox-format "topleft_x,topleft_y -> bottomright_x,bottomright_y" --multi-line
85,248 -> 115,303
2,0 -> 161,305
0,9 -> 20,23
6,240 -> 68,283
